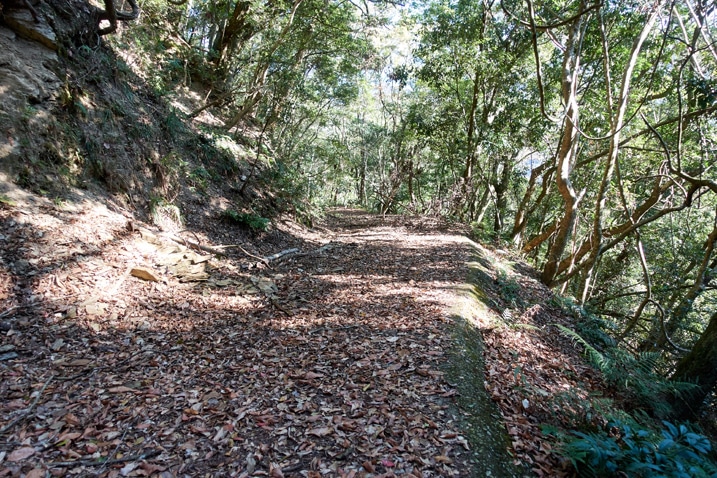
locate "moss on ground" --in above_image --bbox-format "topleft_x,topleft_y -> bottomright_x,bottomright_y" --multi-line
444,246 -> 528,477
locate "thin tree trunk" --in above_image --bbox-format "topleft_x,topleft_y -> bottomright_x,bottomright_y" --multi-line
581,3 -> 660,295
643,220 -> 717,351
540,13 -> 586,286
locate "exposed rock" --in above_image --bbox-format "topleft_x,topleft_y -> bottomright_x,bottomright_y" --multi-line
171,261 -> 209,282
85,302 -> 107,315
0,20 -> 61,176
1,9 -> 57,50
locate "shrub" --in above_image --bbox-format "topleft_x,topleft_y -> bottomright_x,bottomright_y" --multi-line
223,210 -> 269,232
554,324 -> 697,417
558,420 -> 717,477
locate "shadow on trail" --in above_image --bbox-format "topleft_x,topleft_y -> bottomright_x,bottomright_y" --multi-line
0,207 -> 523,477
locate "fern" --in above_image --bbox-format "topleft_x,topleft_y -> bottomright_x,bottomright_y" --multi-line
554,324 -> 697,417
635,351 -> 661,374
554,324 -> 611,372
223,209 -> 270,232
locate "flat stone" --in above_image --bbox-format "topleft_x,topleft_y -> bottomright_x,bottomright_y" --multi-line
85,303 -> 107,316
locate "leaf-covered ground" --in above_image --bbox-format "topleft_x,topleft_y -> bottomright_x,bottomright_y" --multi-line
0,198 -> 605,477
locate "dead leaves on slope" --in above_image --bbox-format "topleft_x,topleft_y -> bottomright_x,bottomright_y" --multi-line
480,281 -> 607,477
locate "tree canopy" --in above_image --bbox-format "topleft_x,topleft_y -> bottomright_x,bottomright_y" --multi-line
115,0 -> 717,423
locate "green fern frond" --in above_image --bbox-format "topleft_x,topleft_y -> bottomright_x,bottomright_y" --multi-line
554,324 -> 611,372
635,351 -> 661,373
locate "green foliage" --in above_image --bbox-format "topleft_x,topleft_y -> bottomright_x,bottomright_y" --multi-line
223,210 -> 270,232
186,166 -> 211,192
496,270 -> 524,308
185,132 -> 242,179
0,194 -> 16,207
554,324 -> 696,417
550,296 -> 616,350
162,109 -> 185,137
557,420 -> 717,477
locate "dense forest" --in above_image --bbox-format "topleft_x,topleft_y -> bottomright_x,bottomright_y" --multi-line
2,0 -> 717,474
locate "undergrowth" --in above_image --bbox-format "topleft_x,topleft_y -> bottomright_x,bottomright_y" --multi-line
545,297 -> 717,476
554,323 -> 696,419
223,210 -> 270,232
549,419 -> 717,477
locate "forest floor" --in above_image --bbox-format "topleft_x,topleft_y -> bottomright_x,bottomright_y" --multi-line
0,186 -> 604,477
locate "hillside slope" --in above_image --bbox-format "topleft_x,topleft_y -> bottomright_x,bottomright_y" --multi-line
1,0 -> 281,237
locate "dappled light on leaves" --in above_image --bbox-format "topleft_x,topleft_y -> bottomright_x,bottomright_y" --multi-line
0,207 -> 488,476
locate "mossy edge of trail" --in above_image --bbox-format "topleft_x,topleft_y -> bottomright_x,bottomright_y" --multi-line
444,241 -> 528,477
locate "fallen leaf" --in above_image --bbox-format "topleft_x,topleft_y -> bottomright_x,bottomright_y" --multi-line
131,266 -> 160,282
120,462 -> 138,476
307,426 -> 333,437
7,447 -> 35,462
269,463 -> 284,477
109,386 -> 136,393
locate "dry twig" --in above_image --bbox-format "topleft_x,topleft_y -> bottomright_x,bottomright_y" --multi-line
0,376 -> 55,436
48,449 -> 161,468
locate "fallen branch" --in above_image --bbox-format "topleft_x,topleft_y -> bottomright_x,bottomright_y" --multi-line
292,243 -> 334,258
163,233 -> 227,257
0,375 -> 54,436
225,244 -> 270,264
264,248 -> 299,262
48,449 -> 161,468
97,426 -> 131,475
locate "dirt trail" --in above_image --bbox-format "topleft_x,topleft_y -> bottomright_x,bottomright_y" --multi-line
0,202 -> 522,477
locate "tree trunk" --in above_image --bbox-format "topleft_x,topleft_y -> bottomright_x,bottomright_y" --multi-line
540,14 -> 585,285
511,161 -> 553,246
669,310 -> 717,421
493,157 -> 512,233
580,4 -> 660,298
408,159 -> 415,205
210,1 -> 252,68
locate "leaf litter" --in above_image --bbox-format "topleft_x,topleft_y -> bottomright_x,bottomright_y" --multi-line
0,202 -> 606,477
